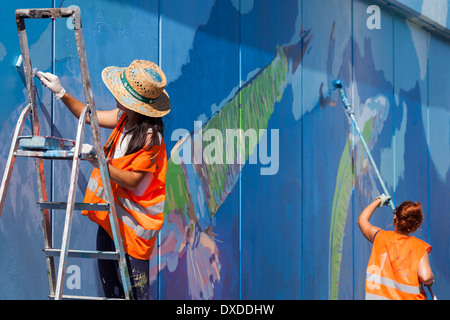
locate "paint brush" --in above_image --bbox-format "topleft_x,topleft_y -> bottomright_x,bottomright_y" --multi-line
15,55 -> 44,84
33,67 -> 45,81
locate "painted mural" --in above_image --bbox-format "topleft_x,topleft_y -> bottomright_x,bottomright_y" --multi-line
155,25 -> 311,300
0,0 -> 448,300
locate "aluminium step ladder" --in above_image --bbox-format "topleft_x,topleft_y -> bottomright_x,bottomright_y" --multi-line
0,7 -> 133,300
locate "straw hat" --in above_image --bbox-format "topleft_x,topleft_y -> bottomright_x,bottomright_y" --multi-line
101,60 -> 170,118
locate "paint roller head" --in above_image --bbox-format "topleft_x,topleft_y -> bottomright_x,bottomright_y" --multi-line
14,55 -> 27,87
15,55 -> 23,69
332,80 -> 342,89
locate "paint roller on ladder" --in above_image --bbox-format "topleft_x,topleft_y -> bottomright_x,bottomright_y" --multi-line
331,79 -> 438,301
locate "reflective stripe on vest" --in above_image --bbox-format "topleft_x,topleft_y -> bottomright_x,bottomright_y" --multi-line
87,177 -> 104,200
365,272 -> 421,300
117,197 -> 165,217
115,203 -> 161,241
365,293 -> 390,300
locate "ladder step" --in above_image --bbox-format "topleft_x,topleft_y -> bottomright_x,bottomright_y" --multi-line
38,201 -> 110,211
14,149 -> 96,160
44,248 -> 119,260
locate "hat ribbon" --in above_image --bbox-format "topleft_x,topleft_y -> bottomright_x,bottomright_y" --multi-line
120,71 -> 159,104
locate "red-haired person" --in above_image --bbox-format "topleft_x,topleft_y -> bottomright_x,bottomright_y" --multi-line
357,195 -> 434,300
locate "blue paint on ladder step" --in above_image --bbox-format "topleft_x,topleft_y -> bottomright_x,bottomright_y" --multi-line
18,136 -> 75,150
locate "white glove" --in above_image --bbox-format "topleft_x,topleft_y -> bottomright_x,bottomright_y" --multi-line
70,143 -> 95,154
40,72 -> 66,100
375,194 -> 391,207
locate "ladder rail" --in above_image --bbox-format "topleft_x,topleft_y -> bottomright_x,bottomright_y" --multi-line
70,7 -> 133,300
71,6 -> 133,300
15,11 -> 39,137
0,103 -> 31,216
16,9 -> 59,295
35,156 -> 56,296
54,106 -> 88,300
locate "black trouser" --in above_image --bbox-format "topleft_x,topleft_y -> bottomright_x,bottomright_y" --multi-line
96,226 -> 152,300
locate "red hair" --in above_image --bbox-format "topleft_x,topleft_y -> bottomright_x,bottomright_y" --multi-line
394,201 -> 424,235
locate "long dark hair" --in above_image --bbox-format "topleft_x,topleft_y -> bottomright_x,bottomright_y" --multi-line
122,113 -> 164,156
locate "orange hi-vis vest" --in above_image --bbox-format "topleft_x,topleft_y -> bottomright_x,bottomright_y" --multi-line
82,113 -> 167,260
365,230 -> 432,300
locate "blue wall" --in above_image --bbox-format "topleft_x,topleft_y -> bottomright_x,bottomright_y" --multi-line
0,0 -> 448,300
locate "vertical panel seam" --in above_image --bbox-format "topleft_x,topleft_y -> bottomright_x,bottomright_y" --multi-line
392,15 -> 396,211
300,0 -> 304,300
238,0 -> 242,301
157,0 -> 162,301
426,32 -> 430,245
351,0 -> 355,301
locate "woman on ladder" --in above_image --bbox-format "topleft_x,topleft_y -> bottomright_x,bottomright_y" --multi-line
357,195 -> 434,300
40,60 -> 170,300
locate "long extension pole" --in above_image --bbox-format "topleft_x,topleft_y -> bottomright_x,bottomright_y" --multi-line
426,284 -> 437,300
332,79 -> 395,211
